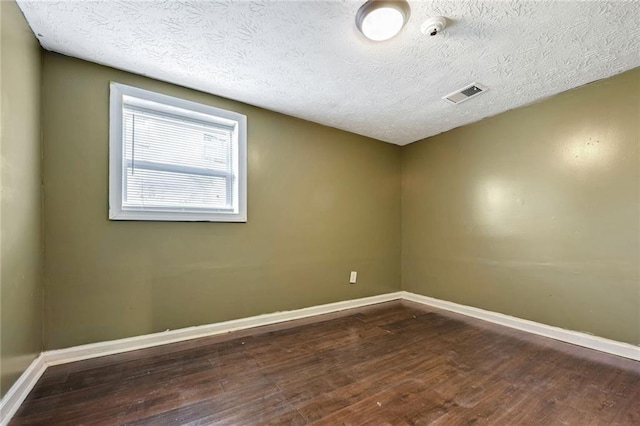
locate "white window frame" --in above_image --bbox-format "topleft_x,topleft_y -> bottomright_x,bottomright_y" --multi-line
109,82 -> 247,222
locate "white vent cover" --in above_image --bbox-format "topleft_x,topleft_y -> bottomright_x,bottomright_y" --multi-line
443,83 -> 487,104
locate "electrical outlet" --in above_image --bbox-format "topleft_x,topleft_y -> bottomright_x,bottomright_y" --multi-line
349,271 -> 357,284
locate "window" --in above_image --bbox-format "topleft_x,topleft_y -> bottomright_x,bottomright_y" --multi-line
109,83 -> 247,222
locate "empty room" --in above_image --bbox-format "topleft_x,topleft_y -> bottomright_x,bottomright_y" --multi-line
1,0 -> 639,424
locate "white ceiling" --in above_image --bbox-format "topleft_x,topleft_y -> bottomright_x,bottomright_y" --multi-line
17,1 -> 640,145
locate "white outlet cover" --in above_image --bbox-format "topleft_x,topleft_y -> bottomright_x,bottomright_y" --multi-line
350,271 -> 357,284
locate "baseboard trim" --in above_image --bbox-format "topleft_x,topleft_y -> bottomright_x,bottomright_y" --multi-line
43,292 -> 403,366
401,291 -> 640,361
0,355 -> 47,425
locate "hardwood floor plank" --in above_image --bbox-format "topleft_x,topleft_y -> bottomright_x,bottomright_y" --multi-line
610,385 -> 640,425
10,301 -> 640,425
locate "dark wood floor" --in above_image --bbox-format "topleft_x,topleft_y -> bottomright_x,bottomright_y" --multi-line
11,301 -> 640,425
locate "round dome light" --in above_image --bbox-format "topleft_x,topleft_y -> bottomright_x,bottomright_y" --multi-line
356,0 -> 410,42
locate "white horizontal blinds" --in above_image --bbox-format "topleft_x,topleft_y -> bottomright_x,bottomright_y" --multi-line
121,102 -> 234,211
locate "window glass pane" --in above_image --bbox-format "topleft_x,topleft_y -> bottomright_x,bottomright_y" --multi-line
123,107 -> 232,173
123,168 -> 230,210
121,106 -> 234,211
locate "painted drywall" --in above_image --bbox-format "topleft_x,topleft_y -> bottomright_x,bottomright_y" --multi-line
402,68 -> 640,345
42,53 -> 401,350
0,0 -> 43,397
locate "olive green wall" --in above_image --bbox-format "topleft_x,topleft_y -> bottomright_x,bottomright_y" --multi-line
0,1 -> 44,396
402,68 -> 640,345
18,31 -> 640,356
42,53 -> 401,350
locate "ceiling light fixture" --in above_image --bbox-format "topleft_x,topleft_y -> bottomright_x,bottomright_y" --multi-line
356,0 -> 411,42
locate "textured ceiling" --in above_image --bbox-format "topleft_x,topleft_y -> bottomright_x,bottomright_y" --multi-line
17,1 -> 640,145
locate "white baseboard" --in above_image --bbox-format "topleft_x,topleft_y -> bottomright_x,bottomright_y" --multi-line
401,291 -> 640,361
0,354 -> 46,426
43,292 -> 403,366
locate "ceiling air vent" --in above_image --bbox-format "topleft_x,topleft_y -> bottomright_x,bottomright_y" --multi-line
443,83 -> 487,104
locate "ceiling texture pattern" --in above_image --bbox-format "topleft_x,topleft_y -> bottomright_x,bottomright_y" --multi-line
17,0 -> 640,145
